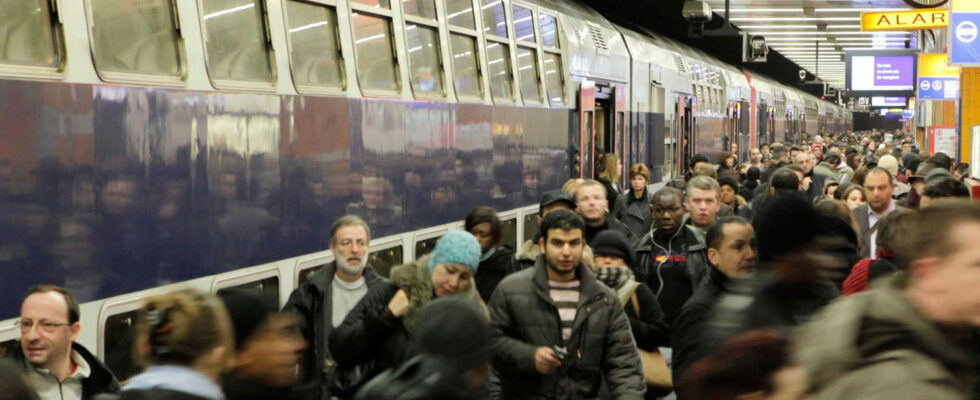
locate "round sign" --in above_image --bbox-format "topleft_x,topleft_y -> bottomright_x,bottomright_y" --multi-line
921,80 -> 931,90
933,80 -> 943,90
902,0 -> 948,8
958,21 -> 979,44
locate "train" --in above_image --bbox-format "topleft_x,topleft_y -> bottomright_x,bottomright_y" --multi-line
0,0 -> 850,379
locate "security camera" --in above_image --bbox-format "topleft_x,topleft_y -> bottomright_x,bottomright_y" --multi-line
742,35 -> 768,62
683,1 -> 712,37
799,70 -> 807,81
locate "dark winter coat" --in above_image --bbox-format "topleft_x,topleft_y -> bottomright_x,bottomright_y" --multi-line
281,262 -> 385,400
623,283 -> 670,352
670,267 -> 731,384
475,246 -> 518,303
584,214 -> 638,247
328,256 -> 485,398
488,256 -> 645,400
612,189 -> 654,240
632,225 -> 711,327
95,390 -> 209,400
596,177 -> 621,208
14,342 -> 120,400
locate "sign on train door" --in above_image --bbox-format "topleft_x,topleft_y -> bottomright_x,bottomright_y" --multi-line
578,81 -> 596,178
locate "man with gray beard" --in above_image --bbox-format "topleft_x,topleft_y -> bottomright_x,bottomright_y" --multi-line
284,215 -> 386,400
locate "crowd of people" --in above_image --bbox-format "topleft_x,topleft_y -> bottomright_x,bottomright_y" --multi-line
3,130 -> 980,400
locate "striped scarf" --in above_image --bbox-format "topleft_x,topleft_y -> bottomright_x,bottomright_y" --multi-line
596,266 -> 638,305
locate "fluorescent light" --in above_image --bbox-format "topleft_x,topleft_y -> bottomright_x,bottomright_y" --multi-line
764,37 -> 828,41
815,8 -> 906,12
749,31 -> 912,35
204,3 -> 254,20
827,25 -> 862,29
731,17 -> 860,21
737,25 -> 816,29
726,8 -> 802,12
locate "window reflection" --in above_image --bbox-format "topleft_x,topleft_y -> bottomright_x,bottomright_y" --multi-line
445,0 -> 475,29
284,0 -> 344,89
403,0 -> 436,19
352,13 -> 399,92
486,42 -> 513,102
543,53 -> 564,105
406,24 -> 444,96
0,0 -> 61,68
450,34 -> 481,98
516,47 -> 541,103
512,5 -> 535,43
480,0 -> 507,38
540,15 -> 558,48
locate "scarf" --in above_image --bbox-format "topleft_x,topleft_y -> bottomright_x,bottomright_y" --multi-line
596,266 -> 638,304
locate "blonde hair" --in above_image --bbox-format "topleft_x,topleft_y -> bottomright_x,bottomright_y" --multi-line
136,289 -> 234,369
562,178 -> 587,196
629,163 -> 650,180
598,154 -> 621,182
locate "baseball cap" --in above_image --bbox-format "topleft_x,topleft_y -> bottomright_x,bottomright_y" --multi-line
539,190 -> 576,213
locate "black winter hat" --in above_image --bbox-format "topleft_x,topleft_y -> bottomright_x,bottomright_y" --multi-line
218,289 -> 276,350
746,166 -> 761,181
591,230 -> 634,266
539,190 -> 576,213
415,296 -> 490,370
718,176 -> 739,191
752,193 -> 820,264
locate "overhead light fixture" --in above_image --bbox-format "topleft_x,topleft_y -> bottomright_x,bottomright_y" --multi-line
730,17 -> 860,21
737,25 -> 816,29
726,8 -> 802,12
814,8 -> 906,12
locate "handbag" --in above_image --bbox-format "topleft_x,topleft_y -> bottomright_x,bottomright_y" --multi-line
622,283 -> 673,396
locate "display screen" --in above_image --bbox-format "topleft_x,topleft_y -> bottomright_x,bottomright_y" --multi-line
846,50 -> 917,96
871,97 -> 907,107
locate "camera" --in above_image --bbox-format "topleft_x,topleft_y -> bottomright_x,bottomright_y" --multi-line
799,70 -> 808,81
742,34 -> 768,62
552,345 -> 569,362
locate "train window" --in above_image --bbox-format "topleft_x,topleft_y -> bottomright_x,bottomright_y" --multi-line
539,14 -> 558,48
486,42 -> 513,103
105,310 -> 142,381
403,0 -> 436,19
200,0 -> 276,86
522,212 -> 539,243
352,0 -> 391,9
512,5 -> 534,43
0,0 -> 63,71
515,47 -> 541,104
501,218 -> 517,249
284,0 -> 345,91
215,276 -> 281,307
450,34 -> 481,98
88,0 -> 182,79
406,24 -> 444,97
0,339 -> 17,358
445,0 -> 475,29
543,53 -> 564,105
368,246 -> 403,278
415,235 -> 442,258
480,0 -> 508,38
352,13 -> 399,92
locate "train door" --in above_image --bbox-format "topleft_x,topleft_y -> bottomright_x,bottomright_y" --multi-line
757,100 -> 768,146
577,81 -> 596,178
739,100 -> 750,160
613,84 -> 628,189
678,95 -> 696,178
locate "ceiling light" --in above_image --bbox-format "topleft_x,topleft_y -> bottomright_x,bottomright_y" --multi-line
814,8 -> 906,12
726,8 -> 802,12
737,25 -> 816,29
827,25 -> 862,29
730,17 -> 860,21
749,31 -> 911,35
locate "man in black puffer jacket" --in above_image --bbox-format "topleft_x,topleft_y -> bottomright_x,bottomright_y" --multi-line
488,210 -> 644,400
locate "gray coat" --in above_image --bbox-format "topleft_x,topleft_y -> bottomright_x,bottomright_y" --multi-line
489,257 -> 645,400
612,189 -> 653,240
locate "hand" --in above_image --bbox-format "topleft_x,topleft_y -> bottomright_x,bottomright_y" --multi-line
802,176 -> 812,191
387,289 -> 410,317
534,347 -> 561,375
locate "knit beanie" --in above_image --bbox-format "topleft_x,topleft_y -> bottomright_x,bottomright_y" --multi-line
428,231 -> 482,273
591,230 -> 634,266
878,155 -> 899,177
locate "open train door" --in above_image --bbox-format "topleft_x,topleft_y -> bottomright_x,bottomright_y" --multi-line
613,83 -> 628,187
675,94 -> 693,178
577,80 -> 596,178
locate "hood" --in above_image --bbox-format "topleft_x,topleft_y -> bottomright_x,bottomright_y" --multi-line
389,255 -> 486,331
516,240 -> 540,263
795,275 -> 970,391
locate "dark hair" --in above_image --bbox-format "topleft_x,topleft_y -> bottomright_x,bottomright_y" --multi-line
690,154 -> 710,169
823,153 -> 842,166
922,177 -> 970,199
677,330 -> 791,399
539,209 -> 585,240
717,176 -> 739,191
790,146 -> 801,152
866,167 -> 894,185
912,200 -> 980,260
24,286 -> 79,325
330,215 -> 371,245
706,216 -> 751,250
769,168 -> 800,191
652,186 -> 684,205
876,209 -> 916,254
771,147 -> 788,160
464,206 -> 502,246
930,152 -> 953,171
0,359 -> 38,400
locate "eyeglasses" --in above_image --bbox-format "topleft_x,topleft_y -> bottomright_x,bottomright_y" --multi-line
17,320 -> 71,333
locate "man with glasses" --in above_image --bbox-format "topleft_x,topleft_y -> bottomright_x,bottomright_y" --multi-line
15,285 -> 119,400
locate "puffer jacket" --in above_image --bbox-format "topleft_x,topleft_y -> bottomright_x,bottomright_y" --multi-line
612,189 -> 654,240
329,255 -> 485,398
282,262 -> 385,400
795,275 -> 974,399
488,256 -> 645,400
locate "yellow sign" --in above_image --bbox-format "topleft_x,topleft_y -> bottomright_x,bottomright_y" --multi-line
861,9 -> 949,31
952,0 -> 980,13
919,53 -> 960,78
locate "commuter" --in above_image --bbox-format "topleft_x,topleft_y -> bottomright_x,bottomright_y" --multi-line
795,201 -> 980,399
684,154 -> 710,182
789,146 -> 802,160
761,146 -> 790,182
813,199 -> 861,288
282,216 -> 384,400
840,184 -> 867,210
592,230 -> 669,352
112,290 -> 233,400
488,210 -> 645,399
685,176 -> 723,232
634,187 -> 710,326
219,290 -> 305,400
702,195 -> 838,351
717,177 -> 746,215
812,153 -> 842,181
820,179 -> 839,201
748,148 -> 764,170
612,164 -> 655,239
759,144 -> 771,162
793,152 -> 827,202
329,231 -> 484,399
739,167 -> 761,202
574,180 -> 636,246
516,190 -> 595,271
920,176 -> 970,208
853,168 -> 905,259
597,154 -> 623,207
465,206 -> 517,303
0,358 -> 39,400
679,330 -> 809,400
930,152 -> 953,171
355,297 -> 491,400
15,285 -> 119,400
841,209 -> 915,296
877,155 -> 910,199
692,163 -> 718,180
671,217 -> 757,383
953,163 -> 970,181
900,140 -> 914,155
716,152 -> 737,180
902,153 -> 920,178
